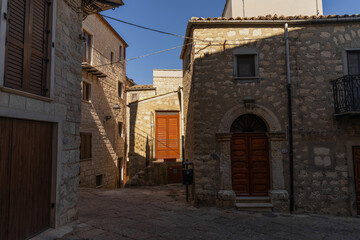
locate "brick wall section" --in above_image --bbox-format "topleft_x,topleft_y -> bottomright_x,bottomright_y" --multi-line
153,70 -> 183,95
129,93 -> 181,179
183,21 -> 360,215
79,15 -> 127,188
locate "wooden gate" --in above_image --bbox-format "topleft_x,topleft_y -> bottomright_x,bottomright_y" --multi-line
354,146 -> 360,215
231,133 -> 270,196
0,117 -> 53,240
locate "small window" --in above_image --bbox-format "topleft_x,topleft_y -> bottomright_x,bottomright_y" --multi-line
347,51 -> 360,75
119,45 -> 123,61
82,31 -> 92,64
82,81 -> 91,101
233,48 -> 259,79
118,81 -> 123,98
131,93 -> 139,101
96,175 -> 103,187
80,132 -> 92,160
236,55 -> 256,77
111,52 -> 114,65
118,122 -> 123,137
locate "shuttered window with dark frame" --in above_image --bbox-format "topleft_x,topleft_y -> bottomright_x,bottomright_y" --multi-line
80,132 -> 92,160
4,0 -> 52,97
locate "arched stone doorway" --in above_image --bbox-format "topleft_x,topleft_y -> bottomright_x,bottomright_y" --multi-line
230,114 -> 270,197
216,105 -> 289,211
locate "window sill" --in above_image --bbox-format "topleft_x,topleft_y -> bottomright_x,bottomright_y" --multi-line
0,86 -> 53,102
80,158 -> 92,162
234,76 -> 259,80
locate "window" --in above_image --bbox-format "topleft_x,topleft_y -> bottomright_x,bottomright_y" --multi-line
82,81 -> 91,101
131,93 -> 139,101
347,50 -> 360,75
80,132 -> 92,160
82,31 -> 92,64
118,81 -> 123,98
95,175 -> 103,187
118,122 -> 123,137
4,0 -> 52,97
119,45 -> 123,61
233,48 -> 259,79
111,52 -> 114,65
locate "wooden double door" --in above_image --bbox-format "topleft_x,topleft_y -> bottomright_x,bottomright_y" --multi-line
231,133 -> 270,196
0,117 -> 53,240
354,146 -> 360,215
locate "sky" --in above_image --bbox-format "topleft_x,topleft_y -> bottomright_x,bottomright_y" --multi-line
102,0 -> 360,85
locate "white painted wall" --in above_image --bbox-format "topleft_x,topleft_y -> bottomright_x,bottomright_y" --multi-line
223,0 -> 323,18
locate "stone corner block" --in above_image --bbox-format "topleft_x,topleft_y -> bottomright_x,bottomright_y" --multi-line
216,190 -> 236,208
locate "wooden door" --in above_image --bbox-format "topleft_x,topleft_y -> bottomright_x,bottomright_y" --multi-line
167,166 -> 182,184
155,112 -> 180,159
0,117 -> 53,240
0,118 -> 12,240
354,146 -> 360,215
231,133 -> 270,196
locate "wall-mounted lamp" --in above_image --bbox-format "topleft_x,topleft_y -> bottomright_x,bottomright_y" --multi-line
113,104 -> 121,110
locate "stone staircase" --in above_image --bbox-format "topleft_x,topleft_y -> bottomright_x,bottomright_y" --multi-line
235,196 -> 273,212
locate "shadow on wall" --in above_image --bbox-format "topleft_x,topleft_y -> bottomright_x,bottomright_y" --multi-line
183,24 -> 360,214
80,76 -> 123,188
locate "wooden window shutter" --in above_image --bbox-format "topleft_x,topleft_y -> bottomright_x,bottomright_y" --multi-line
4,0 -> 52,96
4,0 -> 27,89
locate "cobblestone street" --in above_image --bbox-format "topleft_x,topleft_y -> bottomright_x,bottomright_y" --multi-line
36,184 -> 360,240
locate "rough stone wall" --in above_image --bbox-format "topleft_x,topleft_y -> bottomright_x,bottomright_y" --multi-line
153,70 -> 183,95
183,22 -> 360,214
129,93 -> 181,179
127,89 -> 156,103
79,15 -> 126,188
0,0 -> 82,226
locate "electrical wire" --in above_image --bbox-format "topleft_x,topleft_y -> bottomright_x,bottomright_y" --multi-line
100,14 -> 204,42
90,42 -> 194,68
99,14 -> 266,44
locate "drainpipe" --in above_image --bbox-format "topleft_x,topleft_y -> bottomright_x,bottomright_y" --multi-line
285,23 -> 294,212
180,87 -> 185,163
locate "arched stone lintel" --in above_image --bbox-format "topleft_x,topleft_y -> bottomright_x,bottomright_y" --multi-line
218,104 -> 283,133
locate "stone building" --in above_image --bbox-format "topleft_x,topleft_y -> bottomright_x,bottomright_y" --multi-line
223,0 -> 323,18
181,15 -> 360,215
126,70 -> 184,185
0,0 -> 123,239
80,14 -> 128,188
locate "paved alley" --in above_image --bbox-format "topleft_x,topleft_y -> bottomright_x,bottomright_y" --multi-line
39,184 -> 360,240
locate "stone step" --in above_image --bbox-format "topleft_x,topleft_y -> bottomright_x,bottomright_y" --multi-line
236,196 -> 270,203
235,202 -> 273,212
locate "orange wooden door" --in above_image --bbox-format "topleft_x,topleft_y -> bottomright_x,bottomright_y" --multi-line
155,112 -> 180,159
231,133 -> 270,196
354,146 -> 360,215
0,118 -> 53,240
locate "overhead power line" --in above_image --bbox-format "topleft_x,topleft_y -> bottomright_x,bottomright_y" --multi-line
91,42 -> 193,68
100,14 -> 196,41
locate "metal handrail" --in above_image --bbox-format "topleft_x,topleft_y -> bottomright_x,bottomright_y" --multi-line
332,74 -> 360,115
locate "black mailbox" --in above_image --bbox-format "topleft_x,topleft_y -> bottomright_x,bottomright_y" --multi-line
182,168 -> 193,185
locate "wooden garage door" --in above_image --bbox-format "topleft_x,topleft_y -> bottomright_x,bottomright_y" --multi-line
155,112 -> 180,159
0,117 -> 53,240
231,133 -> 270,196
354,146 -> 360,215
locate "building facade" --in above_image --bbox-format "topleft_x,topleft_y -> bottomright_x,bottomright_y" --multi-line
223,0 -> 323,18
80,14 -> 128,188
181,15 -> 360,215
126,70 -> 184,185
0,0 -> 123,239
